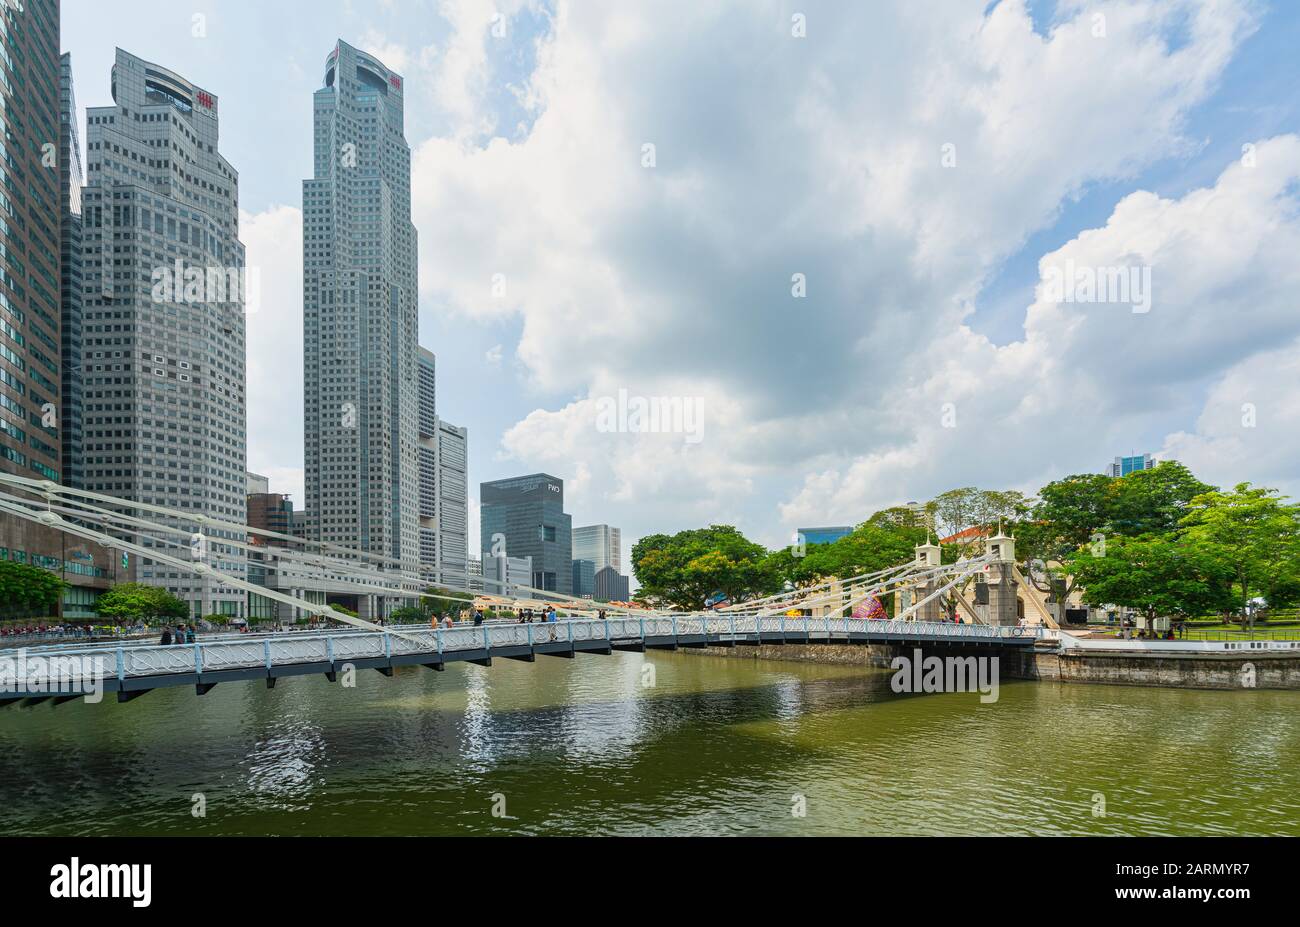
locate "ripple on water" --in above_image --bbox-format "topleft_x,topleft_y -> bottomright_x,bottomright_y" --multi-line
0,653 -> 1297,835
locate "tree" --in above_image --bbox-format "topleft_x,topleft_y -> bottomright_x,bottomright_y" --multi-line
1179,484 -> 1300,615
1108,461 -> 1215,537
422,587 -> 473,619
926,488 -> 1030,540
0,560 -> 67,618
633,526 -> 779,610
95,583 -> 188,621
1066,535 -> 1235,621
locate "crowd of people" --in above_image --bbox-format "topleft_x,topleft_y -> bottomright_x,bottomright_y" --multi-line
159,624 -> 198,645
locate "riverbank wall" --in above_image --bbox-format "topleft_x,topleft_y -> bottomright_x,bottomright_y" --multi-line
682,641 -> 1300,690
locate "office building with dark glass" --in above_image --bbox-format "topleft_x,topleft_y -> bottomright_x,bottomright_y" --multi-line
479,473 -> 571,595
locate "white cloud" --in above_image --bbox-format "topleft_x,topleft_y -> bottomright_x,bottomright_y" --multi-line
406,0 -> 1276,546
243,204 -> 305,505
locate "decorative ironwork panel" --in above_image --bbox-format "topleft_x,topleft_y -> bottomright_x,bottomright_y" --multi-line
201,642 -> 267,670
124,646 -> 196,676
269,638 -> 328,664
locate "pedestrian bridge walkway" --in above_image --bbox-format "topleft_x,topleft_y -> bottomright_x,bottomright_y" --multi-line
1,615 -> 1044,705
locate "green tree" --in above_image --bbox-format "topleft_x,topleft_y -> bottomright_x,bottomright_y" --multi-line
1066,535 -> 1235,621
633,526 -> 778,610
1179,483 -> 1300,615
1108,461 -> 1215,537
0,560 -> 67,618
95,582 -> 188,621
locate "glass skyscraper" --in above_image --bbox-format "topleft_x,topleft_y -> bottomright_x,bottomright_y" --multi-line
480,473 -> 572,595
303,40 -> 420,615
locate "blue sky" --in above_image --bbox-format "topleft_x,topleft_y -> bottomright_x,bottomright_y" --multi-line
63,1 -> 1300,562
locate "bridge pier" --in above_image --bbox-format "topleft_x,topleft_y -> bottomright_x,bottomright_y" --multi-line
985,530 -> 1019,626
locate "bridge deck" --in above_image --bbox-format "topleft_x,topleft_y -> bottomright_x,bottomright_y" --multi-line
0,616 -> 1043,704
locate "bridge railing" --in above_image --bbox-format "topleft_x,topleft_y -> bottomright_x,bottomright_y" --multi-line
0,615 -> 1045,689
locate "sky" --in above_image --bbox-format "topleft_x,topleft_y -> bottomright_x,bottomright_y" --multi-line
63,0 -> 1300,568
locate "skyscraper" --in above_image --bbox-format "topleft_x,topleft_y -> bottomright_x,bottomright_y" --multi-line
59,51 -> 84,489
480,473 -> 572,595
573,524 -> 622,574
0,0 -> 62,487
417,348 -> 468,587
303,40 -> 419,614
0,2 -> 113,617
80,48 -> 248,617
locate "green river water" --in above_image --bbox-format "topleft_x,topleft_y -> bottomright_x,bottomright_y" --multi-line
1,650 -> 1296,835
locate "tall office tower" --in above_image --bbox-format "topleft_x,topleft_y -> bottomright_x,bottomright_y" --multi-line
0,2 -> 114,616
416,348 -> 469,587
303,41 -> 419,613
434,418 -> 468,585
80,49 -> 248,618
0,0 -> 61,487
480,473 -> 572,595
59,52 -> 84,489
573,523 -> 622,574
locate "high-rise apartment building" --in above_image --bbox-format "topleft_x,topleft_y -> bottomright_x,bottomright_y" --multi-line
573,523 -> 621,574
303,40 -> 419,614
480,473 -> 572,595
80,48 -> 248,617
416,348 -> 468,587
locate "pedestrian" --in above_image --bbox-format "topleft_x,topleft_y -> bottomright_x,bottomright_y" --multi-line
160,626 -> 173,645
186,625 -> 196,644
473,607 -> 484,627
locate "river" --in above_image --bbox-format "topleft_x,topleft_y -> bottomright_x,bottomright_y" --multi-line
1,650 -> 1296,835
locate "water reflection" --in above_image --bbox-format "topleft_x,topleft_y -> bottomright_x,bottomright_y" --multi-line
0,651 -> 1295,836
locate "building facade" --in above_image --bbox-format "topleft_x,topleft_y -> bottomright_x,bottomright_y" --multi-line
594,566 -> 630,604
0,0 -> 62,487
80,48 -> 248,617
1106,454 -> 1156,478
416,348 -> 468,588
59,51 -> 84,489
573,523 -> 621,574
303,40 -> 420,615
797,526 -> 853,546
478,553 -> 532,596
0,4 -> 114,616
572,558 -> 595,598
480,473 -> 572,595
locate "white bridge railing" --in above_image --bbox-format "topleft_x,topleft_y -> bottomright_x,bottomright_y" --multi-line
1,616 -> 1043,688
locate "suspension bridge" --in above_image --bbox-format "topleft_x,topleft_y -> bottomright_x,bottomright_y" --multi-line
0,473 -> 1047,705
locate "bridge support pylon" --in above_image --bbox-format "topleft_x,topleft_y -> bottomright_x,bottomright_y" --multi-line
985,529 -> 1019,626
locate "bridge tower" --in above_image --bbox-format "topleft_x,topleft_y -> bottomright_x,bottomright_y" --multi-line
984,528 -> 1019,626
913,538 -> 944,622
